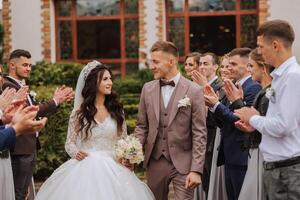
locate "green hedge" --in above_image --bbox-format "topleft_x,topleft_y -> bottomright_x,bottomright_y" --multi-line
31,63 -> 153,180
28,62 -> 83,87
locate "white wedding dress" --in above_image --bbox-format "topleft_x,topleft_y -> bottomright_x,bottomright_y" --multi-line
35,112 -> 155,200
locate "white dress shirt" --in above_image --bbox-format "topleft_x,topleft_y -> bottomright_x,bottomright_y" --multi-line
7,76 -> 25,86
208,75 -> 218,85
250,56 -> 300,162
161,73 -> 181,108
236,75 -> 251,87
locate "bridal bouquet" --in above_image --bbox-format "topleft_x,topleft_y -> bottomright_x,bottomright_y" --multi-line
115,135 -> 144,164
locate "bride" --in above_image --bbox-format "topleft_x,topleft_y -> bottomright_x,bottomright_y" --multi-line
35,61 -> 155,200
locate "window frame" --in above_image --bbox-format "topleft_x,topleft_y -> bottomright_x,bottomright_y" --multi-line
54,0 -> 139,77
165,0 -> 259,59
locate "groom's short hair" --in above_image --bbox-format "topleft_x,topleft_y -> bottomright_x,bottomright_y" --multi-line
150,41 -> 179,57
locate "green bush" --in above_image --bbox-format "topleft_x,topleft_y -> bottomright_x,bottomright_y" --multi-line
31,85 -> 72,180
30,63 -> 149,180
28,62 -> 83,87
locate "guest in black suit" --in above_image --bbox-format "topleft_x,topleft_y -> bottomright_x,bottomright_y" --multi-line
203,48 -> 261,200
190,52 -> 225,196
2,49 -> 74,200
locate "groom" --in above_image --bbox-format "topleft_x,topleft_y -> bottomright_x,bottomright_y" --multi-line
134,41 -> 207,200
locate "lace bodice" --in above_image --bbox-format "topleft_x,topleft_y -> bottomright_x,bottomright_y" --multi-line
65,111 -> 127,158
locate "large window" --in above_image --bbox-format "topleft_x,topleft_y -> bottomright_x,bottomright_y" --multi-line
166,0 -> 258,57
55,0 -> 139,77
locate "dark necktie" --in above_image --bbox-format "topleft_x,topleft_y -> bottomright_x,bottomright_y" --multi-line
160,79 -> 175,87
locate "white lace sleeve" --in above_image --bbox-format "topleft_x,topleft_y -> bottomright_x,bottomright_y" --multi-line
65,110 -> 80,158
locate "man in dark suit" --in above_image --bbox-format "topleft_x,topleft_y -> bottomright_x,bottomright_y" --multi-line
2,49 -> 74,200
191,52 -> 225,196
203,48 -> 261,200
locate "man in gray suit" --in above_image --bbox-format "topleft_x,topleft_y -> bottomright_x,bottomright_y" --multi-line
134,41 -> 207,200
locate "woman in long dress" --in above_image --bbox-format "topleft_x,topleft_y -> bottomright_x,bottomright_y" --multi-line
35,61 -> 155,200
236,49 -> 273,200
0,151 -> 15,200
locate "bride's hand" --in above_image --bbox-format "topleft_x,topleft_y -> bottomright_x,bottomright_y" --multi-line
75,151 -> 88,161
119,158 -> 134,171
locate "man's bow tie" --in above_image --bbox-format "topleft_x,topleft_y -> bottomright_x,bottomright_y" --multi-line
160,79 -> 175,87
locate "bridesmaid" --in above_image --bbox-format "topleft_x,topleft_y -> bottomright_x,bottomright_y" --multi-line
219,55 -> 231,81
235,48 -> 274,200
184,52 -> 201,76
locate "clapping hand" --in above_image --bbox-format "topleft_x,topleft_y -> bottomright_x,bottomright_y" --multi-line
234,106 -> 260,124
53,85 -> 74,105
224,80 -> 243,103
191,70 -> 207,87
1,100 -> 26,124
203,84 -> 219,108
13,86 -> 29,102
11,105 -> 48,135
1,86 -> 29,124
235,120 -> 256,132
0,88 -> 17,111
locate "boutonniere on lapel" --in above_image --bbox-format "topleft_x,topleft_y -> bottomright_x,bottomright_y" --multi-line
177,95 -> 191,108
29,90 -> 37,102
265,87 -> 276,103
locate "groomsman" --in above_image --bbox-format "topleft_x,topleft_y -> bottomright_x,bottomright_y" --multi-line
2,49 -> 74,200
235,20 -> 300,200
204,48 -> 261,200
134,41 -> 207,200
190,52 -> 225,195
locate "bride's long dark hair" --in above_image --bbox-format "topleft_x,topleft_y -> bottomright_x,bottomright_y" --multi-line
76,64 -> 124,139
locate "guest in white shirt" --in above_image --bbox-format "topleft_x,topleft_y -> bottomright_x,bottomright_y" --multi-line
234,19 -> 300,200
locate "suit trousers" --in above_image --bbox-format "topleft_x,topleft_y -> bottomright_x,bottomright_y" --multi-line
264,162 -> 300,200
224,164 -> 247,200
146,156 -> 194,200
11,153 -> 36,200
202,128 -> 216,194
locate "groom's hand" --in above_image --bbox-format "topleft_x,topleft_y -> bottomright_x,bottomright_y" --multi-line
185,172 -> 201,189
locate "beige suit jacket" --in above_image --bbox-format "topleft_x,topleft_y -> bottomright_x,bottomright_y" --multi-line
134,76 -> 207,174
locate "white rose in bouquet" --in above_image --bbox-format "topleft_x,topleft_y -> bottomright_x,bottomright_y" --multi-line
115,135 -> 144,164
